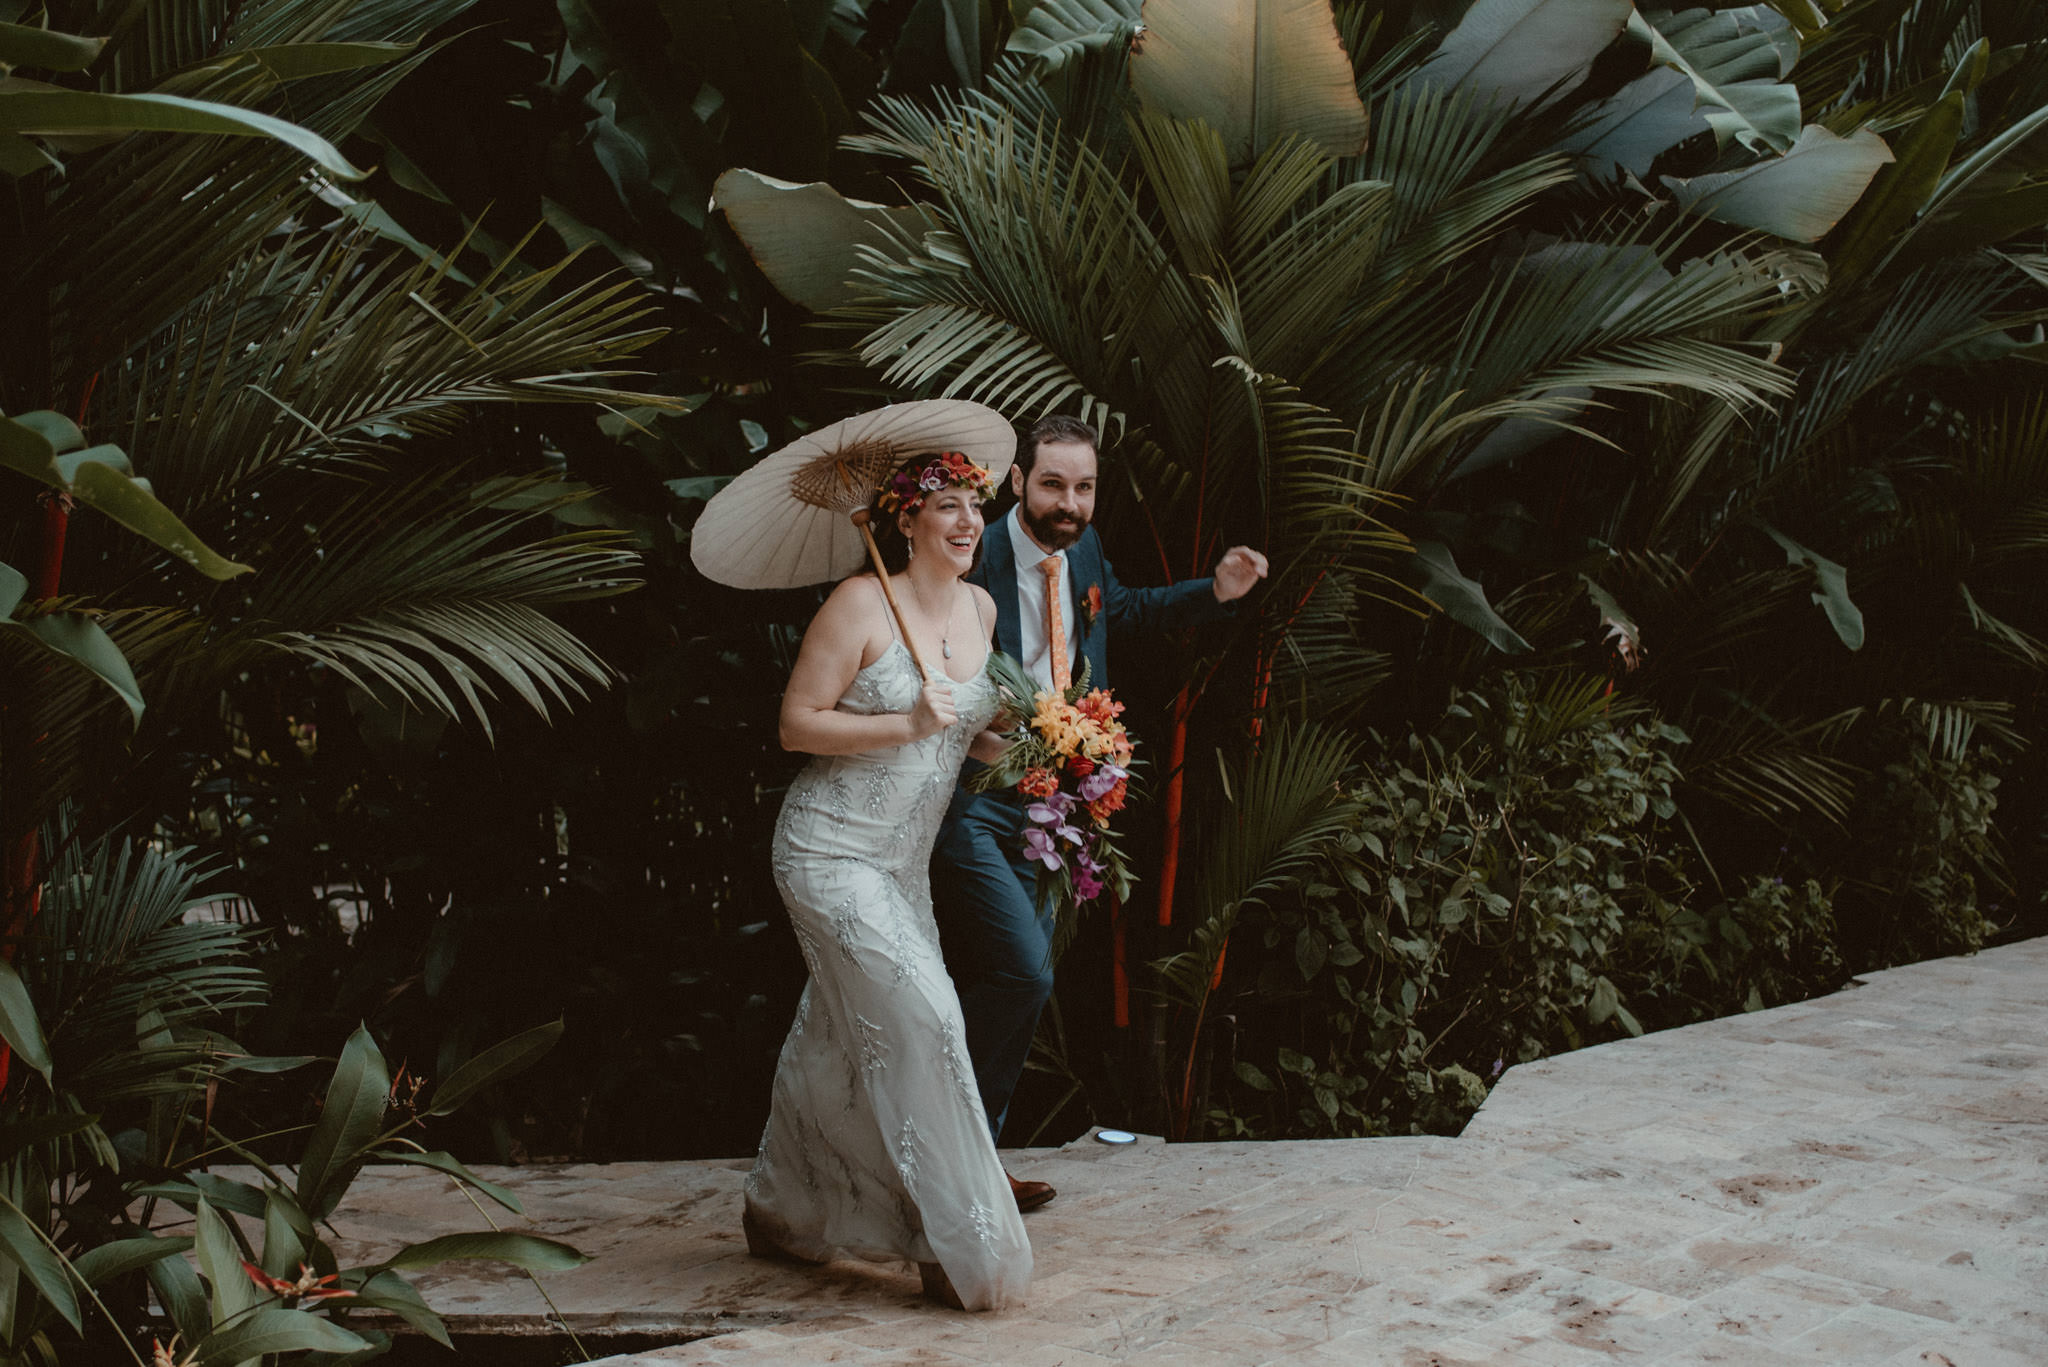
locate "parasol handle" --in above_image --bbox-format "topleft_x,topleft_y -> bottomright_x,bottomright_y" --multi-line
851,510 -> 933,683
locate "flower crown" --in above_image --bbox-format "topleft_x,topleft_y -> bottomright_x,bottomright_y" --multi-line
873,450 -> 999,516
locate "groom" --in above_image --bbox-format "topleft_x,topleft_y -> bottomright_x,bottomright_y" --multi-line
933,414 -> 1267,1210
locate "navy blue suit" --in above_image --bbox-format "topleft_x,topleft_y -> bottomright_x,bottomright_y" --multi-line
933,515 -> 1230,1142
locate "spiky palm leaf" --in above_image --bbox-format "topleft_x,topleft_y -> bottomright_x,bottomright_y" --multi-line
1151,720 -> 1362,1010
19,831 -> 266,1172
6,0 -> 681,846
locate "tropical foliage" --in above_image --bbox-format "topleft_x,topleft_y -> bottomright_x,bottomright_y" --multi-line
720,0 -> 2048,1136
0,0 -> 672,1357
7,4 -> 2047,1326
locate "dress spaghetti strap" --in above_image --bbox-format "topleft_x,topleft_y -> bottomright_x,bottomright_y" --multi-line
876,576 -> 902,643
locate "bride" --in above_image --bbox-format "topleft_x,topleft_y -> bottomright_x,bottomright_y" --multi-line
741,450 -> 1032,1311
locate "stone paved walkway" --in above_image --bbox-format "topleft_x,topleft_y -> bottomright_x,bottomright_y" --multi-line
324,937 -> 2048,1365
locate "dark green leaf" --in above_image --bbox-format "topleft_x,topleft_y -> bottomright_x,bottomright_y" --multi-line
426,1019 -> 563,1117
66,459 -> 254,580
0,129 -> 60,174
346,1270 -> 451,1348
1826,87 -> 1966,285
193,1309 -> 369,1367
0,414 -> 252,579
1405,540 -> 1531,654
0,1200 -> 78,1331
0,1113 -> 94,1165
1662,124 -> 1894,241
0,22 -> 104,71
1759,522 -> 1864,650
11,610 -> 145,727
374,1150 -> 522,1214
0,89 -> 366,179
148,1242 -> 210,1342
1411,0 -> 1633,110
711,168 -> 924,312
194,1199 -> 259,1326
233,41 -> 419,82
1294,926 -> 1327,980
0,959 -> 50,1080
296,1026 -> 389,1220
377,1232 -> 589,1274
72,1235 -> 192,1288
138,1173 -> 268,1221
261,1189 -> 308,1279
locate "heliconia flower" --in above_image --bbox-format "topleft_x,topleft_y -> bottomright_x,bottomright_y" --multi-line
243,1260 -> 356,1303
153,1338 -> 198,1367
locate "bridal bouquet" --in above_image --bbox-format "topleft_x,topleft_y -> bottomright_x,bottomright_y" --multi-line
971,653 -> 1136,917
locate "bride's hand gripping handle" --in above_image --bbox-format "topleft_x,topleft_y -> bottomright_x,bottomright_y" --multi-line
906,676 -> 958,741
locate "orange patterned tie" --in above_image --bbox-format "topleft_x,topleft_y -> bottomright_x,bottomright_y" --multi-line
1039,556 -> 1071,691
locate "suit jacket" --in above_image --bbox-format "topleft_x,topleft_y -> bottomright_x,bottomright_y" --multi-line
969,515 -> 1229,692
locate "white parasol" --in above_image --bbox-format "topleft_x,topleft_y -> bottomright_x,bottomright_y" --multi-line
689,399 -> 1017,677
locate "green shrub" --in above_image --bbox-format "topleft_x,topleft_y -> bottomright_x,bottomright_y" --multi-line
1821,717 -> 2005,970
1208,673 -> 1845,1140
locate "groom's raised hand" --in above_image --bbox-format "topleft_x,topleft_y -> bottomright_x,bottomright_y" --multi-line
1212,546 -> 1269,602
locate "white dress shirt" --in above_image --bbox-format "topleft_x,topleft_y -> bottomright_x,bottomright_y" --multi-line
1008,505 -> 1080,694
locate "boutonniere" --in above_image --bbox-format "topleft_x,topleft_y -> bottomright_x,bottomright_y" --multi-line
1079,584 -> 1103,628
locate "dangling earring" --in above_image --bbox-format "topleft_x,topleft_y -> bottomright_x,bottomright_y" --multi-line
907,538 -> 916,561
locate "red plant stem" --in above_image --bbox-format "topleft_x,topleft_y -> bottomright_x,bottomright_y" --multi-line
35,493 -> 72,599
0,380 -> 94,1093
1153,686 -> 1191,929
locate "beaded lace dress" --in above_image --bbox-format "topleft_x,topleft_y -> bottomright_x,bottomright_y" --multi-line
745,624 -> 1031,1311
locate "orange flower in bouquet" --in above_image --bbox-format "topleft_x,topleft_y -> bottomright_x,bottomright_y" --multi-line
970,656 -> 1138,917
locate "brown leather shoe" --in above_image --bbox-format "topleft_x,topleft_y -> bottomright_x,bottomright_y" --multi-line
1007,1171 -> 1056,1212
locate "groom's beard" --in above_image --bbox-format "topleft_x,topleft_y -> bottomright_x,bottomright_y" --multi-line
1021,503 -> 1086,551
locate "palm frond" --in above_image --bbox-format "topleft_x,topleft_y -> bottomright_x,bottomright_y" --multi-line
840,107 -> 1213,447
1264,570 -> 1395,724
22,828 -> 266,1169
1151,721 -> 1362,1010
95,229 -> 665,531
1677,697 -> 1863,825
27,7 -> 471,385
191,475 -> 637,737
1870,695 -> 2024,760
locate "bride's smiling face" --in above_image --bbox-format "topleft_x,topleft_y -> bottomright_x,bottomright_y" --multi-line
898,487 -> 984,573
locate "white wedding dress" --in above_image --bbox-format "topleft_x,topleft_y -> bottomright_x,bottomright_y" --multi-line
745,633 -> 1032,1311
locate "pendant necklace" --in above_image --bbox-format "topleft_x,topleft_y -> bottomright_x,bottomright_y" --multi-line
915,577 -> 956,660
